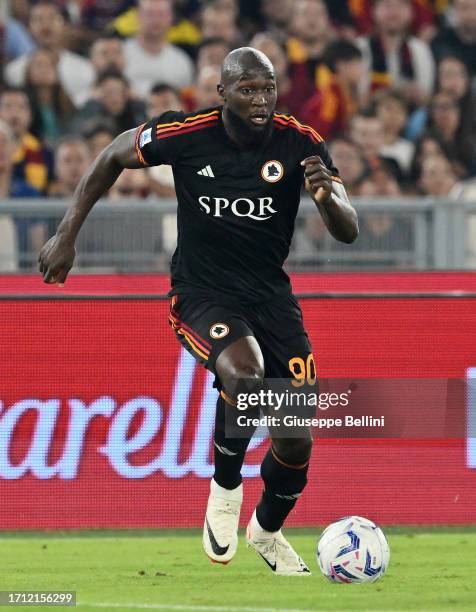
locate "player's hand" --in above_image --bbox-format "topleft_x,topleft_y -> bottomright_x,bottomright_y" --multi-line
301,156 -> 333,204
38,234 -> 76,285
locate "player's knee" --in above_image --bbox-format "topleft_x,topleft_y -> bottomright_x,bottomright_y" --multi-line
222,361 -> 264,394
273,436 -> 313,466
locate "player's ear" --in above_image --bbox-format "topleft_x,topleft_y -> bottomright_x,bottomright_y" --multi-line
217,84 -> 225,101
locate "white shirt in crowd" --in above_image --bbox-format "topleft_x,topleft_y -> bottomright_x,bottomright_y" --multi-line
123,38 -> 194,99
357,36 -> 435,98
381,139 -> 415,173
5,50 -> 95,108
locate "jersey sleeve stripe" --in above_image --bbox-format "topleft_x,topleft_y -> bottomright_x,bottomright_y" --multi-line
157,121 -> 218,140
156,110 -> 220,131
135,123 -> 148,167
273,117 -> 322,144
273,113 -> 324,143
273,116 -> 323,142
157,115 -> 219,136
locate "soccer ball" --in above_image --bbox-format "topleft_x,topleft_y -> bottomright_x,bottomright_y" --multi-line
317,515 -> 390,583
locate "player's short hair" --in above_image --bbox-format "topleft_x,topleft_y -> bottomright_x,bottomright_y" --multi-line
322,41 -> 362,73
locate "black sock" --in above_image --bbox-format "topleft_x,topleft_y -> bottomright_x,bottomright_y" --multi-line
256,446 -> 309,532
213,394 -> 255,490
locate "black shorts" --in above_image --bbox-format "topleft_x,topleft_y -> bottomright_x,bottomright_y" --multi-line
168,292 -> 315,388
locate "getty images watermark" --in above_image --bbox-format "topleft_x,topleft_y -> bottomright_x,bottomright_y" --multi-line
231,382 -> 385,435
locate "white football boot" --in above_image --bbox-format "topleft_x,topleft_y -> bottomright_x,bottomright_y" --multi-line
246,509 -> 311,576
203,478 -> 243,564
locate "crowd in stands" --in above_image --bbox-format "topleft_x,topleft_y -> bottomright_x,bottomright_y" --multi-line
1,0 -> 476,268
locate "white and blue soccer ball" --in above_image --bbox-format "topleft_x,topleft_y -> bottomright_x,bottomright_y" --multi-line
317,515 -> 390,583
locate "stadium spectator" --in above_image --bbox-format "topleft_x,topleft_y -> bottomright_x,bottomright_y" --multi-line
357,0 -> 435,105
49,137 -> 91,197
428,90 -> 475,176
89,33 -> 126,78
110,0 -> 202,50
145,85 -> 183,197
0,120 -> 19,271
147,83 -> 183,119
9,0 -> 30,27
374,89 -> 414,174
73,70 -> 146,136
409,132 -> 447,184
5,0 -> 94,107
24,48 -> 75,146
419,153 -> 459,196
350,111 -> 385,164
0,118 -> 40,198
1,4 -> 35,62
200,3 -> 240,45
348,0 -> 436,39
259,0 -> 294,45
123,0 -> 194,98
196,37 -> 231,72
81,120 -> 116,161
192,65 -> 222,110
431,0 -> 476,76
0,87 -> 53,194
250,32 -> 305,116
436,56 -> 475,136
405,54 -> 475,143
301,40 -> 365,140
0,115 -> 49,269
356,165 -> 413,267
81,0 -> 135,31
287,0 -> 335,101
359,164 -> 402,197
351,110 -> 404,181
108,168 -> 150,199
328,137 -> 368,196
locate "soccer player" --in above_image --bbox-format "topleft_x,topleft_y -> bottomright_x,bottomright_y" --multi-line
38,48 -> 358,575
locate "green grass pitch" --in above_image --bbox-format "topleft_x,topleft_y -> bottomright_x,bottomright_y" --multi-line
1,528 -> 475,612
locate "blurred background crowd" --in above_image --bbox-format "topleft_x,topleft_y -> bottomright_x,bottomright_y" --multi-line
1,0 -> 476,271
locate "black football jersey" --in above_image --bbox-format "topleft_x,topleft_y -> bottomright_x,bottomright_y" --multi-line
135,106 -> 340,304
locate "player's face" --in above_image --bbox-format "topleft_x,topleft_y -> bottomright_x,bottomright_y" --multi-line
224,72 -> 277,132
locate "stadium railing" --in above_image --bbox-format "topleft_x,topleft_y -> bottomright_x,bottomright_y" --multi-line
1,196 -> 475,272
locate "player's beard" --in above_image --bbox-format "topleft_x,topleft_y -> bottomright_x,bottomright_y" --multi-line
226,107 -> 274,147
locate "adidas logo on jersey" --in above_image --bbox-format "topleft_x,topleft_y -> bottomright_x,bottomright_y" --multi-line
197,165 -> 215,177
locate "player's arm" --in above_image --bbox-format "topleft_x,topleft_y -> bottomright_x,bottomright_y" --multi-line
301,156 -> 358,244
38,127 -> 143,284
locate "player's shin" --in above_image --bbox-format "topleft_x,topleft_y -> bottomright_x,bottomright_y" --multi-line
256,440 -> 312,532
213,393 -> 256,489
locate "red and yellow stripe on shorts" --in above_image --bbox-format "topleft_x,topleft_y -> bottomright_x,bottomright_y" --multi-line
168,296 -> 212,362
